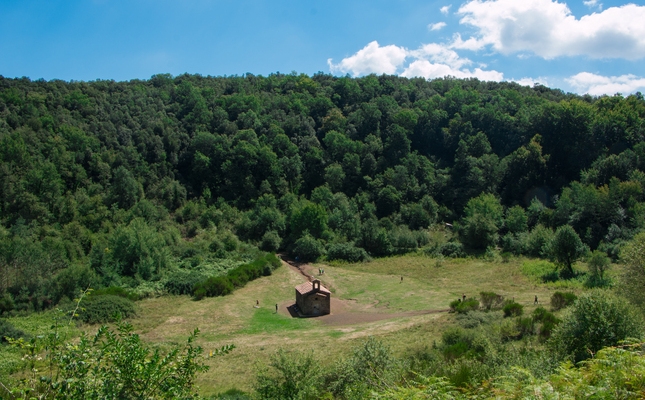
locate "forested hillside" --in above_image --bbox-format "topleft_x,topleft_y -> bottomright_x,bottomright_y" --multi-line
1,73 -> 645,311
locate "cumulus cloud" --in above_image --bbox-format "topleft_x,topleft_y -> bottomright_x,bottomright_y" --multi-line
411,43 -> 470,69
511,77 -> 550,87
583,0 -> 602,10
567,72 -> 645,96
428,22 -> 447,31
329,41 -> 504,81
401,60 -> 504,81
327,41 -> 407,76
454,0 -> 645,59
440,5 -> 452,14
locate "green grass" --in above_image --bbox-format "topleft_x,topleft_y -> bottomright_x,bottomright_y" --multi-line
242,308 -> 312,334
520,260 -> 587,289
521,260 -> 558,282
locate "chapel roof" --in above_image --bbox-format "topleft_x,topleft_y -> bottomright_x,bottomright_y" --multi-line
295,280 -> 330,295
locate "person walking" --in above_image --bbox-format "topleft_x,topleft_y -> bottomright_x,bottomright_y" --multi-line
275,303 -> 278,313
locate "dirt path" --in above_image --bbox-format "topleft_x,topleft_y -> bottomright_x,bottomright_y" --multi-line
278,257 -> 449,326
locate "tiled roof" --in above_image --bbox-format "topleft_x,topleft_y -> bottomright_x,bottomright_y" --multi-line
295,281 -> 331,295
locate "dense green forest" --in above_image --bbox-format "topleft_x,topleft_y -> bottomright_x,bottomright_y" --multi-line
1,73 -> 645,310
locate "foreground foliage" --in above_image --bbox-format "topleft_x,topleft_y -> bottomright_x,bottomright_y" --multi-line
2,319 -> 233,399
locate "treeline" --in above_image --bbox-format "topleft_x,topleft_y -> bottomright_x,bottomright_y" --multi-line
1,73 -> 645,311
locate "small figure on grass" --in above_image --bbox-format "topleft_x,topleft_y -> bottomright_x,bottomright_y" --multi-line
275,303 -> 278,313
534,295 -> 538,305
400,276 -> 403,283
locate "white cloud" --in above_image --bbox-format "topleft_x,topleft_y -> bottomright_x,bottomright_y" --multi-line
454,0 -> 645,59
440,5 -> 452,14
330,40 -> 504,81
401,59 -> 504,81
567,72 -> 645,96
583,0 -> 602,10
327,41 -> 407,76
428,22 -> 447,31
412,43 -> 470,69
511,77 -> 550,87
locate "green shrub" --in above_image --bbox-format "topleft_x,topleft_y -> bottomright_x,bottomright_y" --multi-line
292,233 -> 325,262
532,307 -> 560,341
0,292 -> 15,315
516,317 -> 535,338
192,254 -> 281,300
0,319 -> 28,343
260,231 -> 281,252
193,276 -> 234,299
326,242 -> 370,262
90,286 -> 139,301
440,327 -> 489,361
255,349 -> 323,400
502,301 -> 523,317
163,270 -> 207,295
216,388 -> 252,399
439,242 -> 465,258
264,253 -> 281,269
480,292 -> 504,311
500,232 -> 528,255
456,310 -> 501,329
549,289 -> 644,362
550,291 -> 577,311
78,295 -> 137,324
325,337 -> 400,398
6,320 -> 226,399
526,224 -> 554,257
450,298 -> 480,314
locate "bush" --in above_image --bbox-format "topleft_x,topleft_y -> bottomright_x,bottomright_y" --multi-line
90,286 -> 139,301
291,233 -> 325,262
440,327 -> 490,361
260,231 -> 282,252
192,254 -> 281,300
532,307 -> 559,341
526,224 -> 554,257
439,241 -> 465,258
502,301 -> 523,317
78,295 -> 137,324
6,320 -> 226,399
163,270 -> 207,295
587,250 -> 610,282
0,292 -> 15,315
456,310 -> 501,329
480,292 -> 505,311
325,337 -> 399,398
450,298 -> 480,314
255,349 -> 323,400
549,289 -> 644,362
500,232 -> 528,255
389,227 -> 419,254
0,319 -> 28,343
326,242 -> 370,262
193,276 -> 234,300
551,291 -> 577,311
516,317 -> 535,338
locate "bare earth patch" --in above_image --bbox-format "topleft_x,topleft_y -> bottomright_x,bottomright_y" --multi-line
279,260 -> 450,326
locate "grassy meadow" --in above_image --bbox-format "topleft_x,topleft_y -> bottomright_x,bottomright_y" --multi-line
2,254 -> 607,396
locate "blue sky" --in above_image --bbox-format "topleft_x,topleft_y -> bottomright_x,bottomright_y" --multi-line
1,0 -> 644,95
